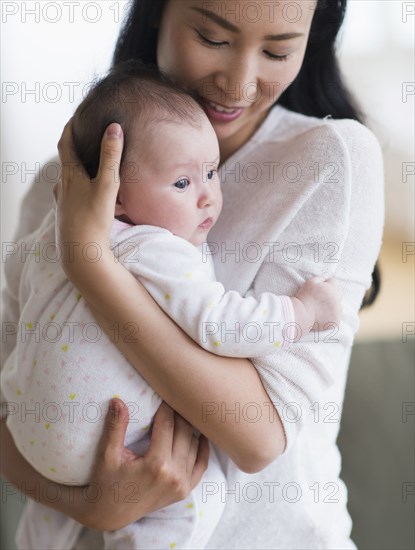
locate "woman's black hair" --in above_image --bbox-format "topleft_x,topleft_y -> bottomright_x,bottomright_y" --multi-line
112,0 -> 380,308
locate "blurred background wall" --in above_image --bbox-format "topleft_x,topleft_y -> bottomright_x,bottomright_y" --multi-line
338,1 -> 414,343
1,1 -> 414,549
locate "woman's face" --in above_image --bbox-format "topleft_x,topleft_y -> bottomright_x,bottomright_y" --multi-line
157,0 -> 316,161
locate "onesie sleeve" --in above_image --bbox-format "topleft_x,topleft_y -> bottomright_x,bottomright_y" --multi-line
249,120 -> 384,452
1,158 -> 56,415
112,227 -> 296,357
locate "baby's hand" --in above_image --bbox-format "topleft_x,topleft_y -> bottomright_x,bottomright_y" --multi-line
295,277 -> 342,329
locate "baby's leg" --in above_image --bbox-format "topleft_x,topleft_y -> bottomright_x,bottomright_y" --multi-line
103,444 -> 226,549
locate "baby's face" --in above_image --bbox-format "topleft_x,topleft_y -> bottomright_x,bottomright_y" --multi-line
116,115 -> 222,246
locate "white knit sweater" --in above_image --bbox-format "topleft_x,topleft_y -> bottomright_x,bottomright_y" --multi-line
2,105 -> 384,549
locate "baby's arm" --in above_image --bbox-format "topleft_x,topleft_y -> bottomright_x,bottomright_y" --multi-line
115,227 -> 341,357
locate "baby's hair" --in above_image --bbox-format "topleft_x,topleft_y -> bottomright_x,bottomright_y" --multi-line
72,60 -> 205,179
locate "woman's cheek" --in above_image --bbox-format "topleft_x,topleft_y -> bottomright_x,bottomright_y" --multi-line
175,48 -> 215,89
157,24 -> 181,76
271,59 -> 305,101
287,51 -> 308,83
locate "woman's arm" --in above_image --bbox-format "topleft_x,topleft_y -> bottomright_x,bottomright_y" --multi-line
56,121 -> 286,473
1,400 -> 209,531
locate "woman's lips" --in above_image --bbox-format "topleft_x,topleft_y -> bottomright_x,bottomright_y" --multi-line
199,217 -> 213,230
199,97 -> 244,122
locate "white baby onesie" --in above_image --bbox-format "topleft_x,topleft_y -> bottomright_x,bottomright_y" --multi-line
2,211 -> 294,549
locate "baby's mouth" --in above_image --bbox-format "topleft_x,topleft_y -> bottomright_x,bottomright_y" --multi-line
199,217 -> 213,230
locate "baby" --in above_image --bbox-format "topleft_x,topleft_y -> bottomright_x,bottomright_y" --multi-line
1,61 -> 341,549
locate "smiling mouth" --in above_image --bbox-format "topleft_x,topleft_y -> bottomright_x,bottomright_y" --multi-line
206,100 -> 241,113
197,94 -> 245,122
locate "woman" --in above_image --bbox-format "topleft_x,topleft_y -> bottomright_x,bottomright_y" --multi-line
1,0 -> 384,548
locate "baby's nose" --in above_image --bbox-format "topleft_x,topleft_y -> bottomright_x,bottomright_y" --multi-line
198,192 -> 212,208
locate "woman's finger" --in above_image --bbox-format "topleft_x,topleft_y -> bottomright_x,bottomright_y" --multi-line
171,413 -> 194,469
146,402 -> 175,460
95,123 -> 124,194
57,118 -> 77,164
57,117 -> 89,187
186,434 -> 199,473
98,398 -> 130,466
190,434 -> 209,489
52,183 -> 59,204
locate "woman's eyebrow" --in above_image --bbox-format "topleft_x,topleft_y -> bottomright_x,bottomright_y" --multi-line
190,6 -> 304,41
190,6 -> 239,32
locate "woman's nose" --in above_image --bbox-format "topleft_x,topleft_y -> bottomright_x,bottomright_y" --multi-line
213,56 -> 259,105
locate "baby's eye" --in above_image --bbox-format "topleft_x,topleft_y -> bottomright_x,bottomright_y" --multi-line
207,169 -> 217,180
174,178 -> 190,190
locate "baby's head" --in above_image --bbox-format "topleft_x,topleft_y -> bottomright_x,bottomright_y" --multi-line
72,61 -> 222,246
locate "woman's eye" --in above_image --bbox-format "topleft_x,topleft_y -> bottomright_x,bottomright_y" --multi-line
196,31 -> 227,48
264,51 -> 289,62
174,178 -> 190,190
207,169 -> 217,180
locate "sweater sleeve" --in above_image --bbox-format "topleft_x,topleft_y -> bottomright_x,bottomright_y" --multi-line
250,120 -> 384,452
112,227 -> 296,357
1,247 -> 23,417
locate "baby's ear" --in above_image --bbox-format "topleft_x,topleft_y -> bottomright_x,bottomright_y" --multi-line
114,192 -> 126,217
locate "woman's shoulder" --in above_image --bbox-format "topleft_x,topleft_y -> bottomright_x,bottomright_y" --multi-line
323,117 -> 382,161
273,107 -> 382,165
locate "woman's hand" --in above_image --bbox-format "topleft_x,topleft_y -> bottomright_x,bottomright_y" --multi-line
55,119 -> 124,270
80,399 -> 209,531
1,400 -> 208,531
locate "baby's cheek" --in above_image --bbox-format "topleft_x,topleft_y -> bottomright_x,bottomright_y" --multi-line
123,196 -> 144,225
217,190 -> 224,215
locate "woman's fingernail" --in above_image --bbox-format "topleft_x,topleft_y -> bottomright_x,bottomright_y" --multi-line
107,123 -> 122,138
